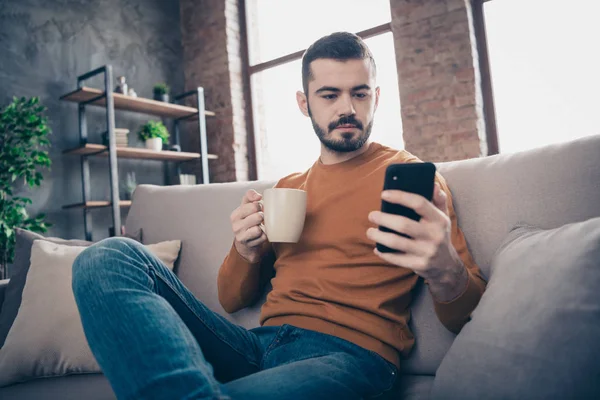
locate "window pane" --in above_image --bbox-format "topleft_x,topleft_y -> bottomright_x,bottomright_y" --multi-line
251,32 -> 403,181
246,0 -> 391,65
251,59 -> 317,180
367,33 -> 404,152
484,0 -> 600,154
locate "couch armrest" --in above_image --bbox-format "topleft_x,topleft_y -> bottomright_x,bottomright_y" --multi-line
0,279 -> 9,310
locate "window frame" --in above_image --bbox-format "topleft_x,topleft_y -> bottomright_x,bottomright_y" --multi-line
240,0 -> 501,179
240,0 -> 393,179
472,0 -> 500,155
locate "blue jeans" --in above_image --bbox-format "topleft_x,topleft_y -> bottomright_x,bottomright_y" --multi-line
72,237 -> 398,400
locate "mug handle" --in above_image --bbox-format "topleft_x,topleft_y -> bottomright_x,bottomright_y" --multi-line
257,199 -> 266,234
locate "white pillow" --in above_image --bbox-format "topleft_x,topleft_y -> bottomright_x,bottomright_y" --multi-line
431,218 -> 600,399
0,239 -> 181,387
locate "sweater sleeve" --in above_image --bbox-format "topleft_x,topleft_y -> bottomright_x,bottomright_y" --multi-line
217,241 -> 275,313
429,174 -> 487,334
217,179 -> 295,314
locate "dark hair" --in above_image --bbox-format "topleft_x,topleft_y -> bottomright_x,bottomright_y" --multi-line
301,31 -> 376,94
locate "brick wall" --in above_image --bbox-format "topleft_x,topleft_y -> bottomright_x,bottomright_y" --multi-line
390,0 -> 487,161
179,0 -> 249,183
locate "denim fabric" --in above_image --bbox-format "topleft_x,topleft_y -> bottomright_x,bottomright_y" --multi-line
72,237 -> 398,400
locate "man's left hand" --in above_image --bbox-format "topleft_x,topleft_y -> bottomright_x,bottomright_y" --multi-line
366,183 -> 468,302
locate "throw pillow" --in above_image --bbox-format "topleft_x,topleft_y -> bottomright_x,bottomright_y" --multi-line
0,229 -> 91,348
0,237 -> 181,387
0,228 -> 142,348
431,217 -> 600,399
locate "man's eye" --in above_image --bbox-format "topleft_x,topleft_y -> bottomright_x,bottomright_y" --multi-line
322,94 -> 337,100
354,93 -> 367,98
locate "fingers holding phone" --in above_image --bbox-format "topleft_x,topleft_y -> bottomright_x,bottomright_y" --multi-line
371,162 -> 437,253
366,162 -> 458,279
431,182 -> 449,216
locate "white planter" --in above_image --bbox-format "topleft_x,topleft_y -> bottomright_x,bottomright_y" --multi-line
145,138 -> 163,151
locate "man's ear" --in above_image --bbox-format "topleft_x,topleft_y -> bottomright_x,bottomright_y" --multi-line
296,91 -> 310,117
374,86 -> 380,112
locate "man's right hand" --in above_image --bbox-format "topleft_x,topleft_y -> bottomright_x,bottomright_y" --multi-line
230,189 -> 268,263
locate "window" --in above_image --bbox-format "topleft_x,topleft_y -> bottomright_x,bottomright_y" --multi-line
247,0 -> 393,65
484,0 -> 600,154
246,0 -> 403,180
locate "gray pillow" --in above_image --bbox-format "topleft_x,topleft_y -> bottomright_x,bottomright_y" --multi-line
0,238 -> 180,387
0,228 -> 143,348
0,229 -> 91,348
431,217 -> 600,399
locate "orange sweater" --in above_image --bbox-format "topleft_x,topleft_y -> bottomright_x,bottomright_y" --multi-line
218,142 -> 486,369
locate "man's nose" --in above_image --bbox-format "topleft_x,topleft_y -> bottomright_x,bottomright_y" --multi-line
338,94 -> 356,117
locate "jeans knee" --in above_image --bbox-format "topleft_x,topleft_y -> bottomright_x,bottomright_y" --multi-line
95,236 -> 141,252
72,243 -> 102,296
72,247 -> 97,302
72,237 -> 142,298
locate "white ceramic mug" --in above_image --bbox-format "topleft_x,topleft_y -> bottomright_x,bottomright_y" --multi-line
259,188 -> 307,243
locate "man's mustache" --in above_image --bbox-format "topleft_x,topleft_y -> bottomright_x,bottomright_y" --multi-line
328,116 -> 364,132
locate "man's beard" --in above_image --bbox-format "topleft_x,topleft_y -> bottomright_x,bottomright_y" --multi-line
309,107 -> 374,153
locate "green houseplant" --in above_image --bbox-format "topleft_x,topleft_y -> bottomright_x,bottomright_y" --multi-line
137,120 -> 169,152
153,83 -> 170,103
0,97 -> 52,279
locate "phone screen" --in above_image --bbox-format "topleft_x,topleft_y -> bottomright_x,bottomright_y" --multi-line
376,162 -> 436,253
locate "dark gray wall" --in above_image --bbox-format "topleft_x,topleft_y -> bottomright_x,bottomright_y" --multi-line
0,0 -> 185,241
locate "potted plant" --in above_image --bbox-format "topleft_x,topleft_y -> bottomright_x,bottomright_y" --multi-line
153,83 -> 170,103
137,120 -> 169,151
0,97 -> 52,279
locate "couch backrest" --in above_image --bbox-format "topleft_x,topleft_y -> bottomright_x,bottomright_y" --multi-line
125,180 -> 277,330
438,134 -> 600,274
125,134 -> 600,375
402,134 -> 600,375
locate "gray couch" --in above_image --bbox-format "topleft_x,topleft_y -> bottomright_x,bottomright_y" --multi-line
1,134 -> 599,399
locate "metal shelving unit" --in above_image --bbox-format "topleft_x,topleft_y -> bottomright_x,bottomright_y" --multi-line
59,65 -> 217,241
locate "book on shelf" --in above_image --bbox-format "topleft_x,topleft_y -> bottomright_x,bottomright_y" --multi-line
102,130 -> 129,147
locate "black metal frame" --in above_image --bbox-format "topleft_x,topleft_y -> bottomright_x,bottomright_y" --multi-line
73,64 -> 211,241
77,65 -> 120,241
174,88 -> 210,184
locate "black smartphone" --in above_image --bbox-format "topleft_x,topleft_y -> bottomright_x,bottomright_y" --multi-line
376,162 -> 437,253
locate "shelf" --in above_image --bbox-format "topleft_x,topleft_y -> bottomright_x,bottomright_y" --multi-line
63,143 -> 217,161
62,200 -> 132,210
62,67 -> 214,242
60,87 -> 216,119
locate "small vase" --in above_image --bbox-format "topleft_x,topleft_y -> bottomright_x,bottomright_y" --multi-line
115,76 -> 128,94
154,93 -> 169,103
145,138 -> 163,151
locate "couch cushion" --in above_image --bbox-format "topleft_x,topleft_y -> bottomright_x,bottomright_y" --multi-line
125,180 -> 277,329
0,374 -> 115,400
0,229 -> 91,349
0,228 -> 142,349
430,218 -> 600,399
395,374 -> 434,400
402,134 -> 600,375
0,239 -> 180,387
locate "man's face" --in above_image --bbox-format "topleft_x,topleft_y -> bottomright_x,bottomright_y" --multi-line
297,58 -> 379,153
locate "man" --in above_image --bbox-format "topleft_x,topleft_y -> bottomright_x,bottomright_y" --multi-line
72,32 -> 486,399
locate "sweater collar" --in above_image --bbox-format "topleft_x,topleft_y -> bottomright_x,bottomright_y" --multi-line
313,142 -> 383,173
